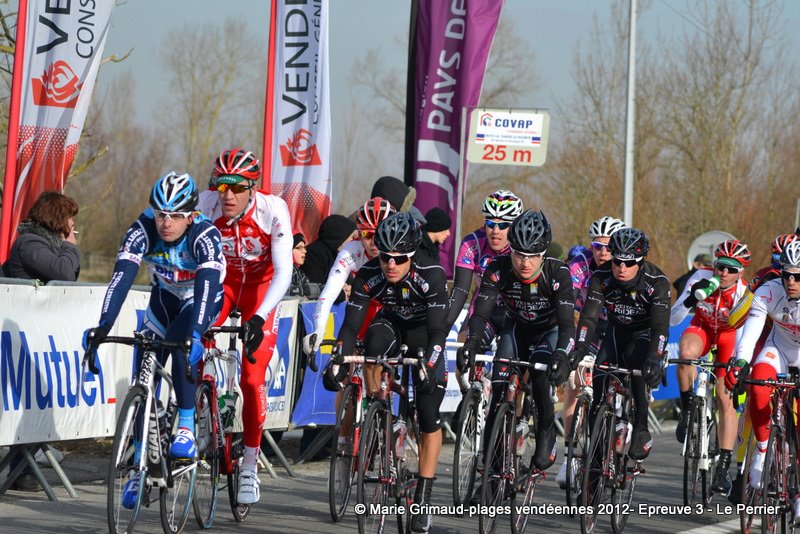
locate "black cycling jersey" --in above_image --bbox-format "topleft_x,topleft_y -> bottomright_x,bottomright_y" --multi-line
337,259 -> 449,358
467,255 -> 575,353
575,260 -> 671,358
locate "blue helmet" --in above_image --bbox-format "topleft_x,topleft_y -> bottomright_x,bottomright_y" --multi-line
150,172 -> 198,212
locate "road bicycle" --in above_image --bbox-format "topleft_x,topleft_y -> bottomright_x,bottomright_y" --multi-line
84,332 -> 196,534
669,349 -> 726,507
580,362 -> 645,534
479,356 -> 549,534
192,308 -> 254,528
564,355 -> 595,511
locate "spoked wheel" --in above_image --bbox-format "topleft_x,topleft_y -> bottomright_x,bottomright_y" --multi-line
566,396 -> 591,512
581,405 -> 613,534
682,400 -> 708,507
160,457 -> 196,533
107,386 -> 148,534
226,432 -> 251,522
761,424 -> 786,534
453,388 -> 481,508
480,403 -> 515,534
611,454 -> 637,534
512,458 -> 539,534
740,433 -> 760,534
329,384 -> 358,522
193,383 -> 220,529
357,402 -> 391,534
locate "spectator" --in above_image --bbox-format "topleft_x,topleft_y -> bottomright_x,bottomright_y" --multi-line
2,190 -> 80,492
546,241 -> 565,260
370,175 -> 427,225
416,207 -> 451,266
673,253 -> 713,296
288,233 -> 318,298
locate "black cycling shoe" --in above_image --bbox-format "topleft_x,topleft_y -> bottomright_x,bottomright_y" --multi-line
728,471 -> 745,504
532,425 -> 557,470
712,454 -> 732,495
628,427 -> 653,461
410,477 -> 434,533
675,412 -> 689,444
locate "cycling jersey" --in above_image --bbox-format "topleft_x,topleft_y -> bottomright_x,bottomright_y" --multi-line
671,268 -> 748,331
467,256 -> 575,354
569,252 -> 609,319
311,239 -> 369,337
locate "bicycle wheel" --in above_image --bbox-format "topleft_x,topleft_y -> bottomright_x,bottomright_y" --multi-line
761,423 -> 786,534
452,388 -> 481,507
611,449 -> 636,533
480,402 -> 515,534
193,382 -> 220,529
682,399 -> 706,507
108,385 -> 149,534
581,404 -> 614,534
566,395 -> 591,510
226,432 -> 252,522
160,449 -> 197,532
357,401 -> 391,534
739,432 -> 759,534
330,383 -> 358,522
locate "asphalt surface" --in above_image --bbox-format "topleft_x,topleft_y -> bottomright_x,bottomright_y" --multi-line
0,422 -> 747,533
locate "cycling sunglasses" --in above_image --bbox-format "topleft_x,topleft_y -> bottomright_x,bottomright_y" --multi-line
485,220 -> 512,230
612,257 -> 642,268
511,249 -> 544,262
714,263 -> 741,274
781,270 -> 800,282
153,210 -> 193,221
213,182 -> 253,194
379,252 -> 413,265
591,241 -> 611,251
360,230 -> 375,240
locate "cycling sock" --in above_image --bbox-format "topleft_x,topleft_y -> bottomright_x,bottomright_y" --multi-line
679,390 -> 692,412
178,408 -> 195,433
720,448 -> 732,458
242,445 -> 259,471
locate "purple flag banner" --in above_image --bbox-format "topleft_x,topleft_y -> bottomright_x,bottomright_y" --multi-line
409,0 -> 504,276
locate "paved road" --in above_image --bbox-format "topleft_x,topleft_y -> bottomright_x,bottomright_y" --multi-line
1,421 -> 746,533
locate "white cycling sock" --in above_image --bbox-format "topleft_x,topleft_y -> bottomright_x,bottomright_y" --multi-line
242,445 -> 259,472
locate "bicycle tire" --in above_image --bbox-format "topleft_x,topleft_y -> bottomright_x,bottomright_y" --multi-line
226,432 -> 252,522
479,402 -> 515,534
682,399 -> 705,507
566,395 -> 591,511
329,383 -> 358,522
611,443 -> 636,533
193,382 -> 220,529
397,402 -> 420,534
452,388 -> 481,508
107,385 -> 148,534
357,401 -> 391,534
159,454 -> 196,532
581,404 -> 613,534
739,431 -> 759,534
761,422 -> 785,534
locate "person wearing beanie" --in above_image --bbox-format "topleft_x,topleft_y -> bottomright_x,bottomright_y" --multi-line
288,233 -> 318,298
301,214 -> 358,297
416,207 -> 452,267
370,175 -> 427,225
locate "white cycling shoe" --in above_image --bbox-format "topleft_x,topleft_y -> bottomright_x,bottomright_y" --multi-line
237,469 -> 261,505
749,447 -> 766,490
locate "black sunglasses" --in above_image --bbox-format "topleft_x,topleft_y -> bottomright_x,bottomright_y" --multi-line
379,252 -> 412,265
485,220 -> 512,230
612,257 -> 641,268
782,270 -> 800,282
714,263 -> 741,274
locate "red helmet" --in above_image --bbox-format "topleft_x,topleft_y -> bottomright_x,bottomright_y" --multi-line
771,233 -> 798,256
714,239 -> 751,267
357,197 -> 395,231
211,148 -> 261,185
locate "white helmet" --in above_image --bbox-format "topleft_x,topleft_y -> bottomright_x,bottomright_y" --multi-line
482,190 -> 523,222
589,216 -> 626,240
780,240 -> 800,270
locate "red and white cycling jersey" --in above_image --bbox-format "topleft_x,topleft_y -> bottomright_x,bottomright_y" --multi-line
671,268 -> 748,332
312,239 -> 369,335
735,278 -> 800,365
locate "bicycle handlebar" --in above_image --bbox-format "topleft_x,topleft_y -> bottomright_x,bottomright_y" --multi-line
593,362 -> 643,377
83,333 -> 190,377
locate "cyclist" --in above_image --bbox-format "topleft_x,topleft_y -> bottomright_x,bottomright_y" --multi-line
447,189 -> 523,349
324,212 -> 448,533
728,240 -> 800,492
556,215 -> 626,488
197,148 -> 293,504
82,172 -> 225,503
302,197 -> 395,355
568,227 -> 671,461
671,239 -> 751,494
457,209 -> 575,474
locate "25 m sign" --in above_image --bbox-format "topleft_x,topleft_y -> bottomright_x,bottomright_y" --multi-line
466,109 -> 550,167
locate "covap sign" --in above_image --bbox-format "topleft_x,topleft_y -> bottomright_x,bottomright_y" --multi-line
467,108 -> 550,167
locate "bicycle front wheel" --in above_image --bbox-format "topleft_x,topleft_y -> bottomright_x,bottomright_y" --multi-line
357,401 -> 391,534
453,388 -> 481,508
611,450 -> 637,534
480,402 -> 515,534
108,385 -> 149,534
682,399 -> 707,507
329,383 -> 358,522
160,454 -> 197,532
226,431 -> 252,522
761,423 -> 786,534
581,404 -> 614,534
193,382 -> 220,529
566,395 -> 591,510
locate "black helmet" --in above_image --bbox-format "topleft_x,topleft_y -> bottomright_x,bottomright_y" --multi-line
609,227 -> 649,259
509,209 -> 551,254
375,212 -> 422,254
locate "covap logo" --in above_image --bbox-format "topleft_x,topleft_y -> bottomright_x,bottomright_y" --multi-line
280,129 -> 322,167
32,60 -> 82,108
480,113 -> 493,127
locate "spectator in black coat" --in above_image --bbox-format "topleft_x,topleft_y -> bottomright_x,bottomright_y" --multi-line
416,207 -> 451,267
673,253 -> 713,297
288,233 -> 318,298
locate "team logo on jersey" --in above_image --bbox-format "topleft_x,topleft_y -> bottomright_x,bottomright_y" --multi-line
401,288 -> 409,300
488,270 -> 500,283
479,255 -> 493,270
240,236 -> 264,258
552,281 -> 560,291
629,290 -> 637,300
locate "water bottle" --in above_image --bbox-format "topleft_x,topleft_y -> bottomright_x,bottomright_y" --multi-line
218,392 -> 236,432
694,276 -> 721,301
696,369 -> 708,398
393,419 -> 407,461
515,420 -> 529,456
615,421 -> 629,454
